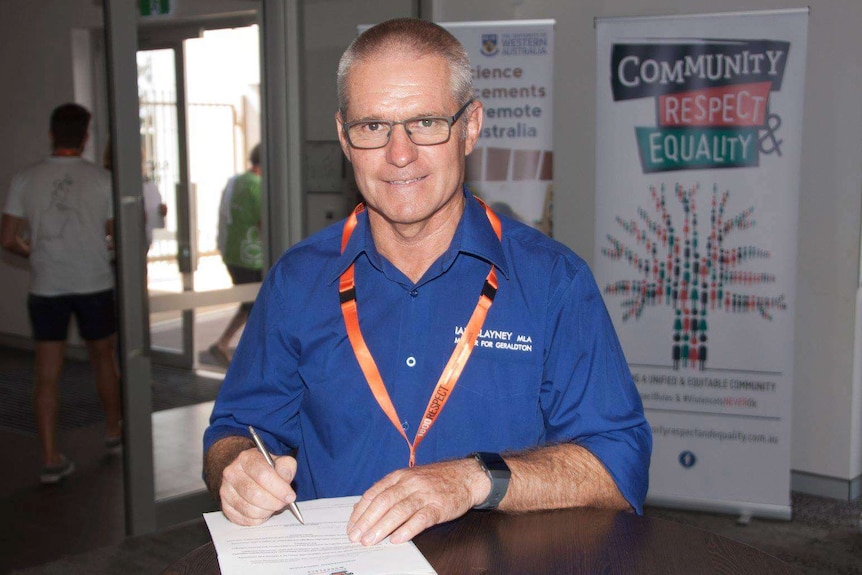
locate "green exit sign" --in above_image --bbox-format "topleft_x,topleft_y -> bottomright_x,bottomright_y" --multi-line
139,0 -> 171,16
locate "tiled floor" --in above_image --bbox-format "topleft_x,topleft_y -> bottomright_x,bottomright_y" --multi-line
0,307 -> 233,572
153,401 -> 215,500
0,400 -> 218,572
0,422 -> 126,572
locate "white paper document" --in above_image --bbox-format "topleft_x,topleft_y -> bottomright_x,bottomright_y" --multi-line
203,496 -> 437,575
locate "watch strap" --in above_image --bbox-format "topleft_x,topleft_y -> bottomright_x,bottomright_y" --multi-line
472,451 -> 510,510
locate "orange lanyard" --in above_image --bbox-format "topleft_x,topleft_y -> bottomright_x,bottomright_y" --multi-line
338,198 -> 502,467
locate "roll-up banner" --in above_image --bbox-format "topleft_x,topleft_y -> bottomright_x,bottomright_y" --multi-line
443,21 -> 556,234
594,9 -> 808,519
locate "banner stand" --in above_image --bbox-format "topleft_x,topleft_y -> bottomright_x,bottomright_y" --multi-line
595,9 -> 808,519
443,20 -> 556,234
647,495 -> 792,521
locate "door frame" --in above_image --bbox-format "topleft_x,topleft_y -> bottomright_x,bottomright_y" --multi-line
137,40 -> 194,368
104,0 -> 305,535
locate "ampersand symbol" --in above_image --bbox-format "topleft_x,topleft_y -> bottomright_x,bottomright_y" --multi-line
759,113 -> 783,156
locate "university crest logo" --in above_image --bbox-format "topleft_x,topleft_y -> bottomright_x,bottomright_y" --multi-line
481,33 -> 499,57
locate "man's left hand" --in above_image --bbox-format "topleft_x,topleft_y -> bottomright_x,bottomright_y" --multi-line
347,457 -> 490,546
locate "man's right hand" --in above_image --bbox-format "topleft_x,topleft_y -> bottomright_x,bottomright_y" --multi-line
210,441 -> 299,526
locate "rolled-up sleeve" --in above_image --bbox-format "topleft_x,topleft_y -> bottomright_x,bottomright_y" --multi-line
540,261 -> 652,513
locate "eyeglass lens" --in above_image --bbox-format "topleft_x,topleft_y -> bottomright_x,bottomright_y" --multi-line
348,117 -> 452,148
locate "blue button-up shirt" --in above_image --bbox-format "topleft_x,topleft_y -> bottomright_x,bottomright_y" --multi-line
205,188 -> 651,512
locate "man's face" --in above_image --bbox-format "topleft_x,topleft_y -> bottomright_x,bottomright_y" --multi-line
336,51 -> 482,229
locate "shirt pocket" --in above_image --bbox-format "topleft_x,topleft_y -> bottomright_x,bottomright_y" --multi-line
458,353 -> 540,398
440,354 -> 545,452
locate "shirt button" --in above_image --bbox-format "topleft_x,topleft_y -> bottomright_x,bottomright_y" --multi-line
401,421 -> 410,431
406,356 -> 416,367
410,289 -> 419,297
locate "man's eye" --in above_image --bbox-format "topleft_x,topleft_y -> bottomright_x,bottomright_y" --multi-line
411,118 -> 445,131
362,122 -> 384,133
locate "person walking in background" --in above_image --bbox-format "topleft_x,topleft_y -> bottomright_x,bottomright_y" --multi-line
216,170 -> 238,263
1,103 -> 122,484
209,144 -> 262,366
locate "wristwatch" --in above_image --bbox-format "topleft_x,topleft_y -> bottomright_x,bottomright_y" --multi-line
472,451 -> 510,510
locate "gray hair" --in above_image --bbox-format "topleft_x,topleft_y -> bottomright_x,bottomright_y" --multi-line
336,18 -> 473,119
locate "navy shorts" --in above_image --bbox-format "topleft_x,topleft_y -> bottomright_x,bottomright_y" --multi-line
28,289 -> 117,342
227,264 -> 262,315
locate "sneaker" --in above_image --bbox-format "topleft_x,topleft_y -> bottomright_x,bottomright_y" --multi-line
40,455 -> 75,484
104,435 -> 123,455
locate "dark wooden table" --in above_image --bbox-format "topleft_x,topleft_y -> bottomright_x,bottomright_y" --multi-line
162,507 -> 800,574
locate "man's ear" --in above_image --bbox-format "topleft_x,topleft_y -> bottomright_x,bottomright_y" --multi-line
335,111 -> 352,163
463,100 -> 483,157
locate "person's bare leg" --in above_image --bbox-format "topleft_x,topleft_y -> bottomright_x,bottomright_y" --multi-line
212,307 -> 249,361
33,340 -> 67,466
86,334 -> 122,438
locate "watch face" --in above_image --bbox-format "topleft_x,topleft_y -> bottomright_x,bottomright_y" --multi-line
477,452 -> 511,476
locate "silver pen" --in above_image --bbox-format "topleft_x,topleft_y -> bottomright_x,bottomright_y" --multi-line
248,425 -> 305,525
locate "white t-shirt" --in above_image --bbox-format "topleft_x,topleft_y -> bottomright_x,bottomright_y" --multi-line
3,156 -> 114,296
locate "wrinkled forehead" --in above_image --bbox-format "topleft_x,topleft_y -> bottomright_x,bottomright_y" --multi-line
342,48 -> 456,116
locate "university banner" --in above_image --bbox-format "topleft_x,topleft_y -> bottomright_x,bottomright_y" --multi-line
443,20 -> 555,234
594,10 -> 808,518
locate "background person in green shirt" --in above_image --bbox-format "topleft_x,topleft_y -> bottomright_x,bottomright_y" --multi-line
210,144 -> 262,365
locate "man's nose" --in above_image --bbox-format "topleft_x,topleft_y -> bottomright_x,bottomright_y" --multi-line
386,123 -> 418,167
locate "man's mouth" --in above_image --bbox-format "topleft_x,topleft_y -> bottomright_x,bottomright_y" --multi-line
387,175 -> 426,185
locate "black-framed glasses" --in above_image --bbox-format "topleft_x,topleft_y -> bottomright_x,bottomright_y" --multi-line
342,99 -> 474,150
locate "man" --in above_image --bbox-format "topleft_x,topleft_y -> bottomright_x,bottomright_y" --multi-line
209,144 -> 262,365
1,103 -> 122,483
204,19 -> 650,546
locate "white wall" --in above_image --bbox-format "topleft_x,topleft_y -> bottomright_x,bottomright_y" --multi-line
1,0 -> 860,492
302,0 -> 415,140
431,0 -> 862,489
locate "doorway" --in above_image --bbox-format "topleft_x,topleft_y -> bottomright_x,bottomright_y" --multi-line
138,25 -> 261,375
103,0 -> 307,534
133,21 -> 264,506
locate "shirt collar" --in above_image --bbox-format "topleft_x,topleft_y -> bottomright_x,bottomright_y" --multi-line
328,186 -> 510,285
47,155 -> 83,163
447,187 -> 509,279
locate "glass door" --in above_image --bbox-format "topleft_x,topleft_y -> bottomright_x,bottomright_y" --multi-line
138,26 -> 262,374
105,0 -> 303,535
137,46 -> 192,368
136,22 -> 263,509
